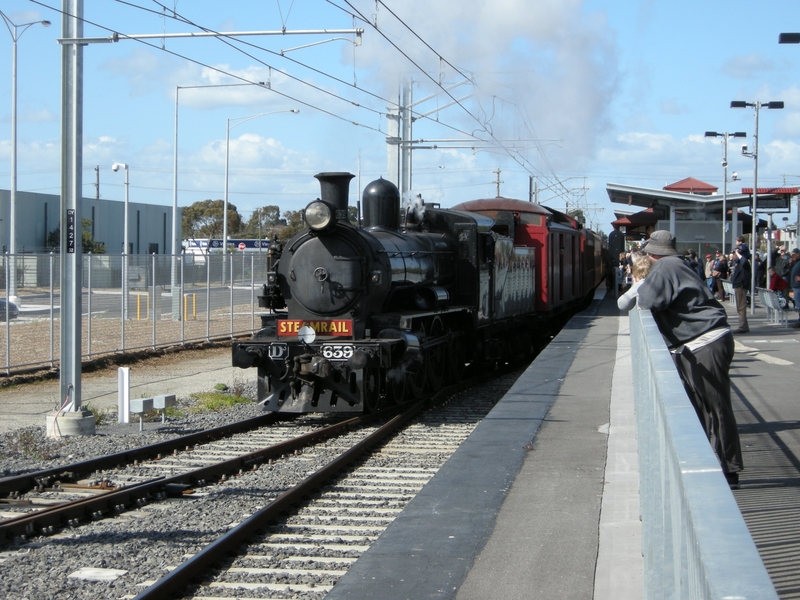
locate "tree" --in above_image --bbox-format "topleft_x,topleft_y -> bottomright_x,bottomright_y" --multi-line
278,210 -> 305,243
182,199 -> 243,241
243,205 -> 286,239
47,218 -> 106,253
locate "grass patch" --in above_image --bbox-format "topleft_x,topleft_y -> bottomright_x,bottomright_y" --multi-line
84,403 -> 109,427
164,405 -> 186,418
190,392 -> 251,412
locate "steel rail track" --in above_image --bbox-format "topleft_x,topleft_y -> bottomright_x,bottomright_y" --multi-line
132,395 -> 433,600
0,411 -> 384,544
0,412 -> 288,498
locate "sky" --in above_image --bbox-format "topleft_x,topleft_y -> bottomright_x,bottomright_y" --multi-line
1,0 -> 800,235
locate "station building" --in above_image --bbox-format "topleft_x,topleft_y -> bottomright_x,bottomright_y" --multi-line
606,177 -> 799,254
0,189 -> 176,255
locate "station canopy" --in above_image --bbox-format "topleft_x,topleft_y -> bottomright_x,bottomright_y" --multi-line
606,177 -> 797,239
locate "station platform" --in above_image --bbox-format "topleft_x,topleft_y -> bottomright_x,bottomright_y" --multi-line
326,290 -> 800,600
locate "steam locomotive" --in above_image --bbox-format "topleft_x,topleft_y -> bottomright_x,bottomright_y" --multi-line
232,172 -> 604,413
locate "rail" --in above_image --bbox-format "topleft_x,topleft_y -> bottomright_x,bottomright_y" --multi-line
0,252 -> 272,375
629,308 -> 777,599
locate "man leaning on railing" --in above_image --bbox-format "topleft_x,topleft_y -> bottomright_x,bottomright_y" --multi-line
633,230 -> 743,489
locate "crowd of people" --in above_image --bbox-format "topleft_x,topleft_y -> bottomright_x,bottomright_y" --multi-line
614,236 -> 800,329
612,230 -> 800,490
616,231 -> 743,488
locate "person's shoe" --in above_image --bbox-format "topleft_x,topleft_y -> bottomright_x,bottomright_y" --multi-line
725,472 -> 740,490
734,328 -> 750,334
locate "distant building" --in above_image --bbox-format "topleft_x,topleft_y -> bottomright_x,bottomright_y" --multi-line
606,177 -> 798,254
0,189 -> 177,254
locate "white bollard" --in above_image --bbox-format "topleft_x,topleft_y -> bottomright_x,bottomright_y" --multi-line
118,367 -> 130,424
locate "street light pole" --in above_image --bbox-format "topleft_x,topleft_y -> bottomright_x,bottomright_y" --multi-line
172,82 -> 268,320
223,109 -> 300,255
1,11 -> 51,305
778,31 -> 800,254
731,100 -> 784,315
704,131 -> 746,255
112,162 -> 129,319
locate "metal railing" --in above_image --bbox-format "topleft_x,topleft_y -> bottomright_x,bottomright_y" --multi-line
630,308 -> 777,599
0,252 -> 272,375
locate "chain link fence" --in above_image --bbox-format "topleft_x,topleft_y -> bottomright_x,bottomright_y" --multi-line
0,252 -> 272,375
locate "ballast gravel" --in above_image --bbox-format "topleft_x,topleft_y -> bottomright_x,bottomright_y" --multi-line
0,367 -> 522,600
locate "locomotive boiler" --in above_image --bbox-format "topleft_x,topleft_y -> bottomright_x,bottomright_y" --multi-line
232,172 -> 602,413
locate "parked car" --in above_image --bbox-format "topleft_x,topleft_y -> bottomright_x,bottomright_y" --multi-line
0,299 -> 19,321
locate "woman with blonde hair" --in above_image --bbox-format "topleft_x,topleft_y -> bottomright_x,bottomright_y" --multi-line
617,251 -> 651,311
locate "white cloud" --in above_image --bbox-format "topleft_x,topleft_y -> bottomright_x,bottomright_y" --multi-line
721,53 -> 775,79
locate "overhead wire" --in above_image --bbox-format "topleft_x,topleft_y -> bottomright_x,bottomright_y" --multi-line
335,0 -> 574,203
146,0 -> 490,142
31,0 -> 385,135
31,0 -> 578,205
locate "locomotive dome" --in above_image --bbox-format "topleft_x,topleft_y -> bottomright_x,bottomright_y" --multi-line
362,178 -> 400,229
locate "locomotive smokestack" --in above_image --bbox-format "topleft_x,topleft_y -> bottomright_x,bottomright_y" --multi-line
362,178 -> 400,230
314,172 -> 355,214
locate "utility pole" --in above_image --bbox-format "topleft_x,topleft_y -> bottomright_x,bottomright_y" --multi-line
54,7 -> 363,435
493,168 -> 503,197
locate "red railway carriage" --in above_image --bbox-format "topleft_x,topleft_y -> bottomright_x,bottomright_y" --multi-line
451,198 -> 603,315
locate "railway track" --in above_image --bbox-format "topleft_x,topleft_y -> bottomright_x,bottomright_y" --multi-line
0,413 -> 356,542
0,368 -> 522,600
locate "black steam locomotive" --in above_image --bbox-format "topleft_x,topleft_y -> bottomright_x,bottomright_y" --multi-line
232,172 -> 603,413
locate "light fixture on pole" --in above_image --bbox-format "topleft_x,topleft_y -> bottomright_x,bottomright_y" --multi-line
223,109 -> 300,255
778,32 -> 800,248
704,131 -> 746,255
730,100 -> 784,315
1,11 -> 51,306
112,162 -> 129,320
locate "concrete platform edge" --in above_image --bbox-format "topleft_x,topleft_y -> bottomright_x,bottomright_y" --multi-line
324,295 -> 604,600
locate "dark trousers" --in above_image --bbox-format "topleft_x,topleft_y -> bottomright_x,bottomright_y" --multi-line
734,286 -> 748,331
673,333 -> 743,474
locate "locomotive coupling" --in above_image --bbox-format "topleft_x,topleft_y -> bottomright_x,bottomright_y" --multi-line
296,355 -> 333,378
232,343 -> 265,369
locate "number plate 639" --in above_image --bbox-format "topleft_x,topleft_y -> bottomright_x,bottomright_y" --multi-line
321,344 -> 355,360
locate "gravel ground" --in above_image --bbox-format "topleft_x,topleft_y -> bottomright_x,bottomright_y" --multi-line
0,345 -> 262,476
0,369 -> 517,600
0,344 -> 252,434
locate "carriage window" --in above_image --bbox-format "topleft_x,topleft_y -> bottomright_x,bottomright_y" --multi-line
481,234 -> 494,263
518,213 -> 543,226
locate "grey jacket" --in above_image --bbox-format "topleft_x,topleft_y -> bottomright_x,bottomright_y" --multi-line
637,255 -> 729,348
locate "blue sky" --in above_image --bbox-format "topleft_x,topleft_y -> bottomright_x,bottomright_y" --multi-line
1,0 -> 799,234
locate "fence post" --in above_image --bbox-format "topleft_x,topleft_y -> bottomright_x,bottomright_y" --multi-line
230,253 -> 234,335
152,253 -> 157,349
87,253 -> 92,359
121,254 -> 126,353
180,254 -> 185,343
205,254 -> 211,341
50,253 -> 55,368
251,254 -> 255,331
4,257 -> 9,375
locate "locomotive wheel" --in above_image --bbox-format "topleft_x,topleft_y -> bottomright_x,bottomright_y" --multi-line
406,359 -> 427,399
363,367 -> 381,413
426,317 -> 446,391
447,338 -> 467,383
386,371 -> 407,404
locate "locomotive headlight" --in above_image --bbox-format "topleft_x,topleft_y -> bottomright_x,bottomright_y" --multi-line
305,200 -> 336,231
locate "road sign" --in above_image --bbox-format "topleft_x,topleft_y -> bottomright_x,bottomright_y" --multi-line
238,242 -> 246,251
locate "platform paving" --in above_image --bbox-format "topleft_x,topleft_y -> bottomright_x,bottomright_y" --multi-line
327,290 -> 800,599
